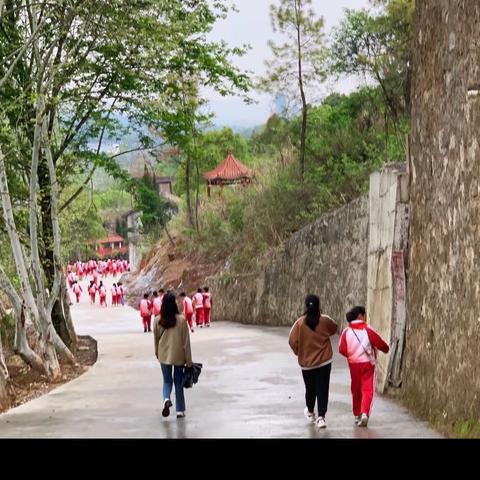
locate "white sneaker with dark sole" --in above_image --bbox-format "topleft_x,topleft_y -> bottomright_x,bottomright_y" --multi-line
316,417 -> 327,429
354,415 -> 362,426
358,413 -> 369,427
176,411 -> 186,418
304,407 -> 316,423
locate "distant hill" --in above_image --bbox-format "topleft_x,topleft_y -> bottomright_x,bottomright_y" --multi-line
211,124 -> 261,138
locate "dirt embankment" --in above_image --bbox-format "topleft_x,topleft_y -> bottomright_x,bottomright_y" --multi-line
122,236 -> 224,307
1,335 -> 97,414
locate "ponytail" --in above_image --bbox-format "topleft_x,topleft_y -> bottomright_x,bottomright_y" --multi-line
304,294 -> 321,331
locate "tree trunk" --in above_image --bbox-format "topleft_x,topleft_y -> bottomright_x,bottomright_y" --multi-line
295,0 -> 307,181
37,327 -> 61,379
14,304 -> 49,376
194,148 -> 200,233
185,151 -> 195,228
55,275 -> 77,351
38,121 -> 78,348
164,226 -> 176,247
0,149 -> 40,326
0,345 -> 8,409
0,327 -> 9,385
38,158 -> 76,347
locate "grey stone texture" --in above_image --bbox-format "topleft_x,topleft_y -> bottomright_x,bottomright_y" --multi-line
403,0 -> 480,423
209,195 -> 369,329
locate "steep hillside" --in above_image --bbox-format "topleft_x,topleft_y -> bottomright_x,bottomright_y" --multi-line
122,236 -> 224,306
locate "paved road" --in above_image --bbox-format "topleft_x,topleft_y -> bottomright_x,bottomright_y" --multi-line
0,278 -> 442,438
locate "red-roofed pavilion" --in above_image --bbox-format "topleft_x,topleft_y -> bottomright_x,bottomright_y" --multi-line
203,152 -> 254,197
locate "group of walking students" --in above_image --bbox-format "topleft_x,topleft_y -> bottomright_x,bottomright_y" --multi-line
288,295 -> 389,429
140,287 -> 212,334
152,290 -> 388,428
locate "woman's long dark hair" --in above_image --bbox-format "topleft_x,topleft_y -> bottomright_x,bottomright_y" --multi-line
160,293 -> 179,329
304,294 -> 321,331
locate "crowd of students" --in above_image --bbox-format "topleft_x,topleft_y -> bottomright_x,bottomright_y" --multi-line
139,287 -> 213,333
65,258 -> 129,307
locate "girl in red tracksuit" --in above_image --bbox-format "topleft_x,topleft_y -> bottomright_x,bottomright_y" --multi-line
339,306 -> 389,428
202,287 -> 212,327
88,281 -> 97,304
193,288 -> 204,327
139,293 -> 153,333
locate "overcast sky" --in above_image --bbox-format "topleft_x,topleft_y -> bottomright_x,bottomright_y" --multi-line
205,0 -> 371,128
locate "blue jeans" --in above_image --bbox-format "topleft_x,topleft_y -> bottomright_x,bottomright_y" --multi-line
160,364 -> 186,412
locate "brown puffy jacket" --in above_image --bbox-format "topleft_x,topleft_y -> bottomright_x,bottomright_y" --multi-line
288,314 -> 338,369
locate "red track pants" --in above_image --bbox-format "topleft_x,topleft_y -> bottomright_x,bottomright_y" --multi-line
142,315 -> 151,331
185,312 -> 193,329
204,308 -> 211,325
348,362 -> 375,417
195,307 -> 204,326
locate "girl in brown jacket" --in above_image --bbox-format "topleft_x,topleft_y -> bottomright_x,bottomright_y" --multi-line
288,294 -> 338,429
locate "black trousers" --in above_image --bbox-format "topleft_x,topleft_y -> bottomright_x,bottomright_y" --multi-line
301,363 -> 332,418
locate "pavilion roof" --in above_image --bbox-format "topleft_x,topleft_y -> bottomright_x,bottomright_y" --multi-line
203,153 -> 254,184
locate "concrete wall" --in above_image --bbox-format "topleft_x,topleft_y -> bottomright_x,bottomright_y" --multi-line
367,165 -> 409,392
127,211 -> 142,271
209,195 -> 369,328
404,0 -> 480,424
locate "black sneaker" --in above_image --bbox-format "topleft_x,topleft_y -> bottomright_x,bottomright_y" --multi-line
162,399 -> 173,417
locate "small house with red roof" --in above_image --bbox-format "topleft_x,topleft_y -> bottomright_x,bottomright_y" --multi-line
95,232 -> 128,258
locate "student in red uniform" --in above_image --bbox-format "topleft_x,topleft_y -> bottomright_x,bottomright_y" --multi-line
72,281 -> 83,303
202,287 -> 212,327
111,283 -> 118,306
193,288 -> 204,328
98,281 -> 107,307
88,281 -> 97,304
339,306 -> 390,428
179,292 -> 194,332
139,293 -> 153,333
115,283 -> 122,306
152,291 -> 162,317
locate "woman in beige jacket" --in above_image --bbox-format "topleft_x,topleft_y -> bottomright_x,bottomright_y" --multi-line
288,294 -> 338,429
153,292 -> 192,419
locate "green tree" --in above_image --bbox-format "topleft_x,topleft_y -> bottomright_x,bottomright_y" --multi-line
329,0 -> 414,126
132,167 -> 176,245
174,127 -> 250,197
260,0 -> 326,180
60,191 -> 106,261
0,0 -> 250,378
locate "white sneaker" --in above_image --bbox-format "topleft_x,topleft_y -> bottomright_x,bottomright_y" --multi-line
315,417 -> 327,429
304,407 -> 316,423
176,411 -> 186,418
358,413 -> 369,427
354,415 -> 362,425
